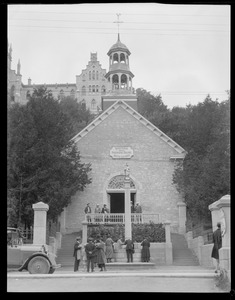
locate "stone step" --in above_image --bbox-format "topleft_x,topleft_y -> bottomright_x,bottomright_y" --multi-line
105,262 -> 156,270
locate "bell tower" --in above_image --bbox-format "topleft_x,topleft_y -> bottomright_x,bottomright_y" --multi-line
102,14 -> 137,111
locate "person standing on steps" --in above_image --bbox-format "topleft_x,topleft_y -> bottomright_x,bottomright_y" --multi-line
105,234 -> 114,263
85,238 -> 96,272
141,236 -> 150,262
211,222 -> 222,273
95,237 -> 107,271
73,237 -> 82,272
84,203 -> 92,223
124,238 -> 134,263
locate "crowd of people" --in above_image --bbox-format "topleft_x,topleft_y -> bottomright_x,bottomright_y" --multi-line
73,234 -> 151,272
84,202 -> 143,223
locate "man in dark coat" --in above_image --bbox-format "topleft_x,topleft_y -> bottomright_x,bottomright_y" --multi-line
73,237 -> 82,272
124,238 -> 134,263
84,203 -> 92,223
85,238 -> 96,272
211,222 -> 222,273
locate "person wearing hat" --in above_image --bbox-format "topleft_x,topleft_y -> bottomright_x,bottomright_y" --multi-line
211,222 -> 222,273
85,237 -> 96,272
73,237 -> 82,272
84,203 -> 92,223
135,202 -> 142,223
94,204 -> 101,223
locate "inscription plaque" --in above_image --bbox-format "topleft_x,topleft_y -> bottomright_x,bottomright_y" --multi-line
110,147 -> 133,159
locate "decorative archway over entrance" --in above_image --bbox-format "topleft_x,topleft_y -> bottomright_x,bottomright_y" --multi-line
107,175 -> 136,213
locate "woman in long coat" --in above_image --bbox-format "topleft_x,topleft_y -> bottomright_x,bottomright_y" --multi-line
141,237 -> 150,262
95,238 -> 107,271
105,235 -> 114,263
211,222 -> 222,272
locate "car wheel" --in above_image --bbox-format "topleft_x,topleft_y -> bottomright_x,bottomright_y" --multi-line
28,256 -> 50,274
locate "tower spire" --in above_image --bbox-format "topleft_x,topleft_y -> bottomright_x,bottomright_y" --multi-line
114,13 -> 123,39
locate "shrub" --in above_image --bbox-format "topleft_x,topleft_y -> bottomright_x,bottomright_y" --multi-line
87,223 -> 165,242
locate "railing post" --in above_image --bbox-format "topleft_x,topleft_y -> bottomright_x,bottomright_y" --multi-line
164,220 -> 173,265
164,220 -> 171,244
82,221 -> 88,245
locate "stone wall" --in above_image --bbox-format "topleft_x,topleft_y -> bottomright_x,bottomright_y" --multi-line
185,231 -> 214,268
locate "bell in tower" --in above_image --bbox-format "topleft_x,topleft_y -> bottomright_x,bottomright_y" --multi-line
105,33 -> 134,93
102,32 -> 137,112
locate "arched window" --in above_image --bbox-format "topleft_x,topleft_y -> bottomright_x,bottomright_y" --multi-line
81,86 -> 86,95
120,53 -> 126,63
59,89 -> 65,100
70,89 -> 75,99
91,99 -> 96,110
26,90 -> 31,100
81,99 -> 86,109
113,53 -> 119,63
121,74 -> 127,89
89,85 -> 92,93
92,85 -> 95,93
96,85 -> 99,92
101,85 -> 106,94
112,74 -> 119,89
10,85 -> 15,102
96,71 -> 99,80
82,73 -> 86,81
89,71 -> 91,80
92,70 -> 95,80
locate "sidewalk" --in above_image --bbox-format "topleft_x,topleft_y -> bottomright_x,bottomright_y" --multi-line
8,265 -> 216,279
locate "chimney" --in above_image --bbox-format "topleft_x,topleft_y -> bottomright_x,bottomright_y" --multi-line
28,78 -> 32,85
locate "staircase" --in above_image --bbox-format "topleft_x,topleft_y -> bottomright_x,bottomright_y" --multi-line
56,233 -> 79,267
56,233 -> 155,269
171,233 -> 199,266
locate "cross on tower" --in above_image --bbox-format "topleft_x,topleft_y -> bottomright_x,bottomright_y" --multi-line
114,13 -> 123,35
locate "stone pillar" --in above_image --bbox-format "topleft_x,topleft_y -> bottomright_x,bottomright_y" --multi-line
164,221 -> 171,244
32,201 -> 49,245
208,202 -> 221,232
59,207 -> 66,234
209,195 -> 231,281
217,195 -> 230,248
177,201 -> 186,234
124,178 -> 132,240
164,221 -> 173,265
82,221 -> 88,246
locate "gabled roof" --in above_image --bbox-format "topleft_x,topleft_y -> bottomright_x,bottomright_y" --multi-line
71,100 -> 187,157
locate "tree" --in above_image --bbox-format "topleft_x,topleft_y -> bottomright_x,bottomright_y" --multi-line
136,88 -> 168,119
7,87 -> 92,226
172,96 -> 230,223
59,96 -> 94,139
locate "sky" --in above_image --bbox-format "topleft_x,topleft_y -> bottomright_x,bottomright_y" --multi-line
7,3 -> 230,109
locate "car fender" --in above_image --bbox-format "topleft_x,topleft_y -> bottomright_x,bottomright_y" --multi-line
18,252 -> 52,272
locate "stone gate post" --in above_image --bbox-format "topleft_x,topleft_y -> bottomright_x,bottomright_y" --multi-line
177,201 -> 186,234
32,201 -> 49,245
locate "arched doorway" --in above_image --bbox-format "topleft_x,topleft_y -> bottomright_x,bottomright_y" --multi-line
106,175 -> 136,213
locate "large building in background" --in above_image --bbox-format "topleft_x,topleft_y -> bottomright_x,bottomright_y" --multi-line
7,45 -> 126,114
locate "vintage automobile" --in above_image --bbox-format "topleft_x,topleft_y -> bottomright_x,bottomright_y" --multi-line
7,227 -> 61,274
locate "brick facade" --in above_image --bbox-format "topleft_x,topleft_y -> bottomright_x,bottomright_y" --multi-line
62,104 -> 185,233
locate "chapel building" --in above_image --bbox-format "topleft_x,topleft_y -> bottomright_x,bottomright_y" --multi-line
58,34 -> 187,234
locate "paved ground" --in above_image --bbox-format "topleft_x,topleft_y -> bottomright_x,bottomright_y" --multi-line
7,265 -> 228,293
